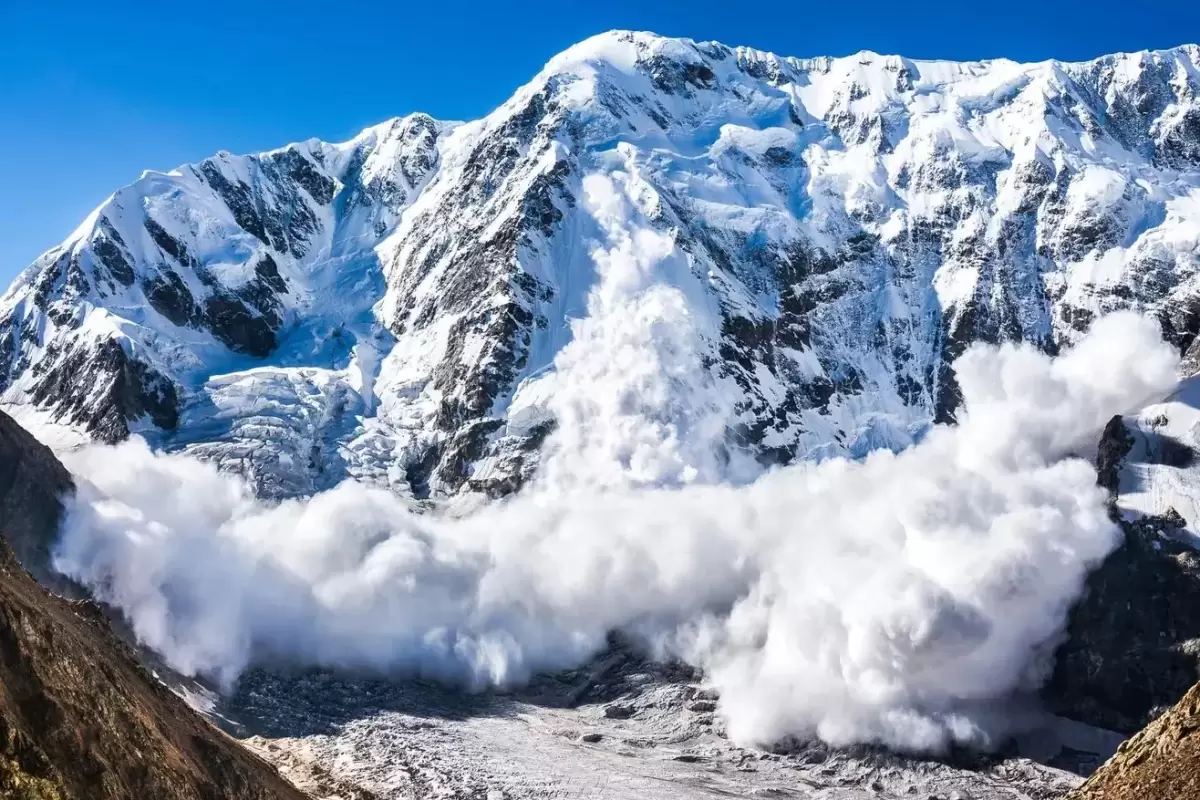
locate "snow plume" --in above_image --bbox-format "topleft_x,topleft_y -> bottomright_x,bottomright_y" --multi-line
53,174 -> 1180,753
537,172 -> 749,489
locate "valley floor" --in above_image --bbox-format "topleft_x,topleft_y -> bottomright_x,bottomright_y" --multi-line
216,644 -> 1108,800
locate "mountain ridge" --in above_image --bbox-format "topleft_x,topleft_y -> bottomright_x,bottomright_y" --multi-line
4,30 -> 1200,499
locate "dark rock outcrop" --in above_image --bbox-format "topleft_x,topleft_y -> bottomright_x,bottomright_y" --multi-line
1046,511 -> 1200,734
1094,415 -> 1134,498
26,338 -> 180,444
1046,417 -> 1200,734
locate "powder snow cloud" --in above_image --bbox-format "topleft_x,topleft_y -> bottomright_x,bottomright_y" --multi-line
53,174 -> 1180,753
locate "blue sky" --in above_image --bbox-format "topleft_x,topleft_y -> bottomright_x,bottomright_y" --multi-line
2,0 -> 1197,284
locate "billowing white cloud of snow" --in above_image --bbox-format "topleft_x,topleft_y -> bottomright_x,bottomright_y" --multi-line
53,173 -> 1180,753
534,170 -> 756,489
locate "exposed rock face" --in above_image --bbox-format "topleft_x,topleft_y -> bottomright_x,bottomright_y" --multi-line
1046,511 -> 1200,734
0,410 -> 307,800
2,33 -> 1198,498
0,539 -> 308,800
1094,414 -> 1134,498
1046,413 -> 1200,734
1068,680 -> 1200,799
0,410 -> 73,586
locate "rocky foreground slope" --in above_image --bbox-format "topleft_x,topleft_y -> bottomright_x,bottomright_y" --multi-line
0,409 -> 306,800
3,31 -> 1199,498
0,540 -> 308,800
0,412 -> 73,589
4,26 -> 1200,799
1069,680 -> 1200,799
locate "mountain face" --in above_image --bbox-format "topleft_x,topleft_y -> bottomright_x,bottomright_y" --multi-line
4,32 -> 1200,498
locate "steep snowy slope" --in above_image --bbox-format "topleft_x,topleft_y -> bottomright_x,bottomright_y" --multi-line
4,32 -> 1200,498
1,114 -> 451,495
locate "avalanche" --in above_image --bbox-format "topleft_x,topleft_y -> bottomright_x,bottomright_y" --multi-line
55,308 -> 1178,752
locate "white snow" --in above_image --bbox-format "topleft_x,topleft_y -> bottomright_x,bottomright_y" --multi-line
5,33 -> 1199,499
1116,375 -> 1200,543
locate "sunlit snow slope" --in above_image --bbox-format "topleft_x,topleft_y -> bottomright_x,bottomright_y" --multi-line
3,32 -> 1200,498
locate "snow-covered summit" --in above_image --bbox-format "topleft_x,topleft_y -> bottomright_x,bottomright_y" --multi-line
4,31 -> 1200,498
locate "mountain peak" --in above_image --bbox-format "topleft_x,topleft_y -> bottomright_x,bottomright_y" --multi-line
2,32 -> 1199,498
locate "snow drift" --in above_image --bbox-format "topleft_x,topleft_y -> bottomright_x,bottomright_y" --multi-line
54,174 -> 1180,753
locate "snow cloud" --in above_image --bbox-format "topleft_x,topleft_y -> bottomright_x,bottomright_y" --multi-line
53,174 -> 1180,753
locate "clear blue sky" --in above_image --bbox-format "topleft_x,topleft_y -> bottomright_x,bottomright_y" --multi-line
2,0 -> 1196,284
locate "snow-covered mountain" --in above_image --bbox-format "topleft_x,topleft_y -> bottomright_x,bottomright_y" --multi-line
4,31 -> 1200,498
